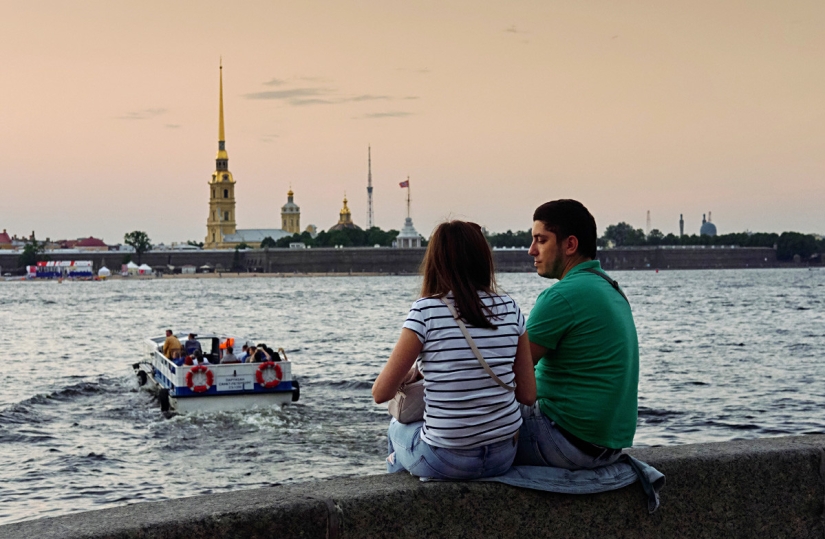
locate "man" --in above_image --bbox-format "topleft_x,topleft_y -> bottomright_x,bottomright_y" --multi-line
236,344 -> 250,362
516,199 -> 639,470
162,329 -> 182,359
220,345 -> 240,364
185,333 -> 202,356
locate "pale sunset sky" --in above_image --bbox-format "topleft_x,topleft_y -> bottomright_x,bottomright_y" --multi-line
2,1 -> 823,244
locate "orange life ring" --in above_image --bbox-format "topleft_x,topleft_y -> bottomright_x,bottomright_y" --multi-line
186,365 -> 214,393
256,361 -> 283,388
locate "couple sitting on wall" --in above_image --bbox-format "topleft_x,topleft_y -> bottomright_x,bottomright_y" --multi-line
373,199 -> 638,478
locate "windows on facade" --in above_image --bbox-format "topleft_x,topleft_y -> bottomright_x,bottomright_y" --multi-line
224,189 -> 229,198
224,211 -> 230,221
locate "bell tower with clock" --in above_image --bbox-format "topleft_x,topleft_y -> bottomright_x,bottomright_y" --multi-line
205,61 -> 237,248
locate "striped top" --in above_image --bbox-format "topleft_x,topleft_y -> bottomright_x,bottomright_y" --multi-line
403,292 -> 526,449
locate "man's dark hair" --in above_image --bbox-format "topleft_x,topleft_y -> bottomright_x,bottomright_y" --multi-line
533,199 -> 597,259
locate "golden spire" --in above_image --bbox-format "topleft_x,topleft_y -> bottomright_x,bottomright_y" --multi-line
339,194 -> 352,224
218,58 -> 225,143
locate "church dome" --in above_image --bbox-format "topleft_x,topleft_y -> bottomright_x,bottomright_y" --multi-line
700,222 -> 717,236
700,213 -> 717,236
330,195 -> 361,231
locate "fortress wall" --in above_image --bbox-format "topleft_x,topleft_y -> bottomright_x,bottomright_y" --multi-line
1,435 -> 823,539
0,246 -> 779,275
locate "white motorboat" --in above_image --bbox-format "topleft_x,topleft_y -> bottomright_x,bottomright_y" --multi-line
134,332 -> 300,413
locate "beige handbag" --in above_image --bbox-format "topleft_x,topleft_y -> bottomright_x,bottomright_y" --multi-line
387,297 -> 514,423
387,377 -> 426,423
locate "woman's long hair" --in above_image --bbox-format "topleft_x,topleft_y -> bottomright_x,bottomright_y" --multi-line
420,220 -> 499,329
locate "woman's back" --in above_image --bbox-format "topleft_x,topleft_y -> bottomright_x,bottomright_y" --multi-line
404,292 -> 525,449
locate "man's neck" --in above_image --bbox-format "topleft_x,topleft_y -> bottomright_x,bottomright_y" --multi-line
559,255 -> 592,280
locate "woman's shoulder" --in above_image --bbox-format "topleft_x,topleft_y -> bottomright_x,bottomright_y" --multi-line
411,296 -> 449,310
480,291 -> 518,305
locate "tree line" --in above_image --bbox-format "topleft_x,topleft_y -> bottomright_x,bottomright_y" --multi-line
264,226 -> 401,249
485,223 -> 824,261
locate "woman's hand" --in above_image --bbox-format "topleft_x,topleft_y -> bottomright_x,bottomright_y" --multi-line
372,329 -> 424,404
513,332 -> 537,405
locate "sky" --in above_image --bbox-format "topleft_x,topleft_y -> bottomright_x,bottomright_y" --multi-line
1,0 -> 823,244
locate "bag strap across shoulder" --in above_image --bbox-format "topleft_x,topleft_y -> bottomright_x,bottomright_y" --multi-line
582,267 -> 629,304
440,298 -> 515,392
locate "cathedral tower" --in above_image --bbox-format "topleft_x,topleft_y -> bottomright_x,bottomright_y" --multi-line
205,61 -> 237,248
281,188 -> 301,234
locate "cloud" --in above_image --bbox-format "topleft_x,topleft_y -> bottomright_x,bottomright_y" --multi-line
290,98 -> 338,106
246,86 -> 406,107
260,134 -> 279,143
245,88 -> 334,100
350,94 -> 392,102
355,111 -> 414,119
165,124 -> 180,129
504,25 -> 528,34
117,108 -> 167,120
263,78 -> 287,86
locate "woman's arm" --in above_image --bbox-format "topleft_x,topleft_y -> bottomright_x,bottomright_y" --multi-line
513,332 -> 537,405
372,328 -> 424,404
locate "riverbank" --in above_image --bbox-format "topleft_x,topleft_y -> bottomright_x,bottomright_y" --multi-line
0,245 -> 788,276
2,434 -> 822,538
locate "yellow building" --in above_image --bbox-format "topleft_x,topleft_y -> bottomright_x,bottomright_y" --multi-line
281,189 -> 301,234
204,62 -> 237,248
204,63 -> 292,249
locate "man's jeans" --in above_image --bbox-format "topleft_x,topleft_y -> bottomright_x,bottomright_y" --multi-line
514,403 -> 622,470
387,419 -> 517,480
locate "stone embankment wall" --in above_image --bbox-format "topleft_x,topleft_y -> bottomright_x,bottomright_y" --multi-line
2,435 -> 823,538
0,246 -> 780,274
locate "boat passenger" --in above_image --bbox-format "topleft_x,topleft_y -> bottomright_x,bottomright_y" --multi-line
244,345 -> 258,363
236,344 -> 250,362
263,345 -> 282,362
171,350 -> 185,366
372,220 -> 536,480
185,334 -> 202,356
220,346 -> 240,364
193,350 -> 211,365
162,330 -> 183,359
255,346 -> 272,363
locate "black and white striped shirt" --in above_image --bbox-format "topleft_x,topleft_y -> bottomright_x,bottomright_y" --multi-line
403,292 -> 526,449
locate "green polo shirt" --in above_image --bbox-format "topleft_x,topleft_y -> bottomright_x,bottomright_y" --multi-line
526,260 -> 638,449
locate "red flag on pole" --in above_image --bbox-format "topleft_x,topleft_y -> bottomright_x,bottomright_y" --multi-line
399,180 -> 409,188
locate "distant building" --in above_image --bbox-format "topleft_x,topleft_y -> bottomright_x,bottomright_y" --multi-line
330,196 -> 361,231
281,189 -> 301,234
394,178 -> 422,248
73,237 -> 108,251
203,62 -> 291,249
0,229 -> 11,249
700,212 -> 717,236
394,217 -> 422,248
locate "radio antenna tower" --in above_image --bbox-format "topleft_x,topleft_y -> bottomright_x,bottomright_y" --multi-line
366,146 -> 374,229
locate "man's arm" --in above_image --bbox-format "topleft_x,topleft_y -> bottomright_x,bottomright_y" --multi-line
529,339 -> 548,366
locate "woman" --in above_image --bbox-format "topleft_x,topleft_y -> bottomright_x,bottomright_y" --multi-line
372,220 -> 536,480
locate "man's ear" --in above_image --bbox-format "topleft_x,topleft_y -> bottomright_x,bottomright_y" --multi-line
564,235 -> 579,256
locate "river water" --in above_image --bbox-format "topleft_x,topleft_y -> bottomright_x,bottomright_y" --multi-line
1,269 -> 823,525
